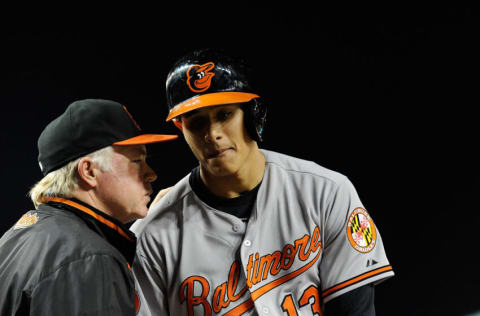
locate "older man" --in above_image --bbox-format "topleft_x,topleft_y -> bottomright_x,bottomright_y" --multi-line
0,99 -> 177,315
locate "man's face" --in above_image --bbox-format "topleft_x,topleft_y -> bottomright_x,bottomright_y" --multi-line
95,145 -> 157,223
181,103 -> 257,177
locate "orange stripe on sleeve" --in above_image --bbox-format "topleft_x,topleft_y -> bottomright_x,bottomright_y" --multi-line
322,265 -> 393,298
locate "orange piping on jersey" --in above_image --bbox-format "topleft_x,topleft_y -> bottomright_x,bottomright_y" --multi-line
223,250 -> 321,316
321,265 -> 393,298
42,197 -> 134,242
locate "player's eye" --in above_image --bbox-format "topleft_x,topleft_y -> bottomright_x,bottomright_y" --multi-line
217,111 -> 232,121
185,116 -> 208,131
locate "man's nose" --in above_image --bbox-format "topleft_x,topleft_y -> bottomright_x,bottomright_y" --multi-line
144,163 -> 157,183
204,121 -> 223,142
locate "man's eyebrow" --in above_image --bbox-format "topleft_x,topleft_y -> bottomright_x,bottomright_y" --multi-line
130,147 -> 147,157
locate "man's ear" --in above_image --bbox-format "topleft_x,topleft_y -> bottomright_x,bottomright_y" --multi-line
77,157 -> 98,188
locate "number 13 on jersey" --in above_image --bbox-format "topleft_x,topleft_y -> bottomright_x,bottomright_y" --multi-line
281,285 -> 323,316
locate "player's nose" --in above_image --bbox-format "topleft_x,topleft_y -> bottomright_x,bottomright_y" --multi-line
204,121 -> 223,143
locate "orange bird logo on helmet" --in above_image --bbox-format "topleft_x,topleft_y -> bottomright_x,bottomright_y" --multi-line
186,62 -> 215,93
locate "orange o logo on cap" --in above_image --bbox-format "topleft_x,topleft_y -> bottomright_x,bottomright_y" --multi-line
186,62 -> 215,93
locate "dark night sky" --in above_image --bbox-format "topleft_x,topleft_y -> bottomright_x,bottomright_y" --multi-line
2,5 -> 478,315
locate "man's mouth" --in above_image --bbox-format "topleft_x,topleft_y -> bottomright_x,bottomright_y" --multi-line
207,148 -> 232,158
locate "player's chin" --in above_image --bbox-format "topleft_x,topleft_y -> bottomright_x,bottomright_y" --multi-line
209,165 -> 238,177
208,157 -> 237,170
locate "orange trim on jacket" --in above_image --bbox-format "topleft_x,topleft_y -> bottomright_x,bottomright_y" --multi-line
42,197 -> 134,242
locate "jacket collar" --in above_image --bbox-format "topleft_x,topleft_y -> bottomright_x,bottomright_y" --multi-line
42,197 -> 137,265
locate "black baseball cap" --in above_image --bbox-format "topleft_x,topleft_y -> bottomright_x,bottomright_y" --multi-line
37,99 -> 178,176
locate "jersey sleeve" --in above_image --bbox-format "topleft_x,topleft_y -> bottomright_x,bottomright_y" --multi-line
30,254 -> 136,315
319,177 -> 394,303
133,235 -> 169,316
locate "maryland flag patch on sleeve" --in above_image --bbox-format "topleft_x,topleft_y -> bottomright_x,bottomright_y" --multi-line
346,207 -> 377,253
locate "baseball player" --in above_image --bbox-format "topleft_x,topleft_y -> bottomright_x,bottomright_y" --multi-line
0,99 -> 177,315
131,49 -> 394,315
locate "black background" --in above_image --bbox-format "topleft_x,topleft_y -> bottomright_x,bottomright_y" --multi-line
2,5 -> 478,315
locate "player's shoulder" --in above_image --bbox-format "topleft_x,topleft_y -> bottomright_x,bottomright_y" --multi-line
261,149 -> 347,184
130,173 -> 192,237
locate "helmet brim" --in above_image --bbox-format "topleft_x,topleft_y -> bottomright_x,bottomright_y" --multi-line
166,91 -> 259,121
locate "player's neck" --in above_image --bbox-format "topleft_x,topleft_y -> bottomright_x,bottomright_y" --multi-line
200,149 -> 265,198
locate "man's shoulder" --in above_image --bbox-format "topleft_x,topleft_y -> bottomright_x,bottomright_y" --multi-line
261,149 -> 347,184
0,205 -> 124,285
35,205 -> 123,257
130,174 -> 192,237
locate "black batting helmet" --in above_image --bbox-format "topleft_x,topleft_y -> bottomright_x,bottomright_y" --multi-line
165,48 -> 267,142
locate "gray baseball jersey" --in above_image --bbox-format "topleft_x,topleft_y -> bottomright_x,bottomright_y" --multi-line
131,149 -> 394,316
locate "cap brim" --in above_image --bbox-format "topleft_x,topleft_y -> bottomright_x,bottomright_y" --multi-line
166,91 -> 260,121
113,134 -> 178,146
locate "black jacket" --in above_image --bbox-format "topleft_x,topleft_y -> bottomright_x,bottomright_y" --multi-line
0,197 -> 138,315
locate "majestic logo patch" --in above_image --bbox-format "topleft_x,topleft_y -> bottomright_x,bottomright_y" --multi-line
186,62 -> 215,92
14,212 -> 39,230
347,208 -> 377,253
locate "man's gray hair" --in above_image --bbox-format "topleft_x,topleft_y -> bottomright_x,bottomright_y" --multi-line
29,146 -> 114,208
